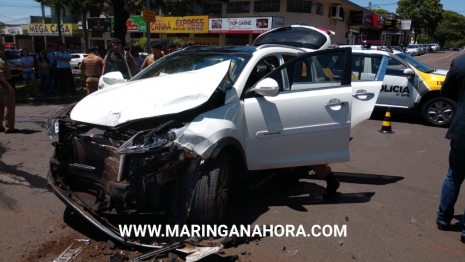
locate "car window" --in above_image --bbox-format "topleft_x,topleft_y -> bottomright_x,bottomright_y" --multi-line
5,50 -> 20,60
244,56 -> 280,90
396,53 -> 433,73
253,26 -> 328,50
131,52 -> 252,82
386,57 -> 407,76
71,55 -> 79,59
351,55 -> 382,81
268,52 -> 345,91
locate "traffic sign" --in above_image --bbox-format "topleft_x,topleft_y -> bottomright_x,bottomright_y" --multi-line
143,9 -> 156,22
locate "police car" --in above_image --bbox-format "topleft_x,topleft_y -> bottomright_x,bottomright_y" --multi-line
338,40 -> 452,127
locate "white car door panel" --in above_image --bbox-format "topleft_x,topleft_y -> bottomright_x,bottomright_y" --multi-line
351,81 -> 383,128
377,57 -> 415,108
244,48 -> 353,170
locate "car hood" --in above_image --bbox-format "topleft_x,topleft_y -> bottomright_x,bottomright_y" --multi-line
432,69 -> 448,76
70,60 -> 231,127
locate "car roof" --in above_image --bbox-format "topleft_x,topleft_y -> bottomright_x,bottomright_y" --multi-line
181,45 -> 259,53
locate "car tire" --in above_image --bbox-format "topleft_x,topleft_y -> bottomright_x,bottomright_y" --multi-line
421,97 -> 457,127
77,62 -> 81,69
190,152 -> 232,224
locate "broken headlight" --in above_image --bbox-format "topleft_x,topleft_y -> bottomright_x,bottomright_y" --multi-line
116,126 -> 187,154
46,107 -> 63,142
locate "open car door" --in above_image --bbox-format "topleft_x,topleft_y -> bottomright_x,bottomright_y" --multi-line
243,47 -> 385,170
98,48 -> 132,90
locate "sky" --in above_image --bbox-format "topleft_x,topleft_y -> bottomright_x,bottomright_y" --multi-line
0,0 -> 463,25
350,0 -> 464,14
1,0 -> 52,25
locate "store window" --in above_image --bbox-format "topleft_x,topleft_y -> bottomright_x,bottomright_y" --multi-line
91,31 -> 103,37
130,32 -> 143,38
227,1 -> 251,13
315,2 -> 324,15
196,2 -> 222,14
254,0 -> 280,12
286,0 -> 312,13
4,36 -> 14,42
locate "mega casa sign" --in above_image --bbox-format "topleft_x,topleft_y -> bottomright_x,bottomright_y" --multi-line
28,24 -> 78,36
150,16 -> 208,33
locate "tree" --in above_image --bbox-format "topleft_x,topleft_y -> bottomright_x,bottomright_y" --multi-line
396,0 -> 443,43
372,8 -> 389,14
0,22 -> 4,36
432,10 -> 465,48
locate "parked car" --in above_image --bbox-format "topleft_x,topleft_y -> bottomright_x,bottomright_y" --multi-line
47,25 -> 388,247
429,43 -> 440,52
406,44 -> 421,56
3,49 -> 22,78
70,53 -> 88,69
339,43 -> 453,127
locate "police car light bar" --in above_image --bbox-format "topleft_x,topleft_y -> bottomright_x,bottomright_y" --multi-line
316,27 -> 335,36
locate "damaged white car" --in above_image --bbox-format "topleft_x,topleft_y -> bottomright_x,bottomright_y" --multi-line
47,26 -> 388,247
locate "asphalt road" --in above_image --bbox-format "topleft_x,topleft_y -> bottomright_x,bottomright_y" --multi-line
1,50 -> 464,262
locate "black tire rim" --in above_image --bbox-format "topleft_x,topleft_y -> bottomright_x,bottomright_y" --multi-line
427,100 -> 453,124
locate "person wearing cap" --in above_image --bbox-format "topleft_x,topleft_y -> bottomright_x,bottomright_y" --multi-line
141,43 -> 164,70
0,43 -> 19,134
102,38 -> 136,77
166,42 -> 177,54
160,39 -> 169,55
80,46 -> 103,95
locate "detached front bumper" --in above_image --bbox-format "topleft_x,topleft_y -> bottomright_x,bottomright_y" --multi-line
47,170 -> 160,248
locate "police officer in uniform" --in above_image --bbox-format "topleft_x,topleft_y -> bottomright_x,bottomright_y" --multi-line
141,43 -> 164,70
0,43 -> 19,134
80,46 -> 103,95
102,38 -> 136,77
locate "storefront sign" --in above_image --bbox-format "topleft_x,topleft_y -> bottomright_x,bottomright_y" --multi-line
2,24 -> 22,35
111,17 -> 148,32
384,19 -> 396,30
208,17 -> 284,34
150,16 -> 208,33
87,18 -> 111,32
27,23 -> 79,36
400,19 -> 412,30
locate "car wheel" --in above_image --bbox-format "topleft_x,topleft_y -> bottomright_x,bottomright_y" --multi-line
421,97 -> 456,127
190,152 -> 232,224
77,62 -> 81,68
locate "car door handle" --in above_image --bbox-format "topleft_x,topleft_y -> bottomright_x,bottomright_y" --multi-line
353,92 -> 375,97
325,101 -> 348,107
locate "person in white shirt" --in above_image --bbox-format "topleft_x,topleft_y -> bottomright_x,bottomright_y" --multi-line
20,48 -> 40,97
45,44 -> 57,90
55,43 -> 76,95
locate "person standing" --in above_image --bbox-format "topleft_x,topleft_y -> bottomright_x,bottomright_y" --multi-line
141,43 -> 163,70
0,43 -> 19,134
311,164 -> 340,199
436,53 -> 465,244
102,38 -> 136,77
45,44 -> 57,90
166,42 -> 177,54
20,49 -> 40,97
160,39 -> 169,55
38,51 -> 52,94
55,43 -> 76,95
132,49 -> 142,74
80,46 -> 103,95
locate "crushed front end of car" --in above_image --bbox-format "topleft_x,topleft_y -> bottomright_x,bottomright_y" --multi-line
46,61 -> 237,247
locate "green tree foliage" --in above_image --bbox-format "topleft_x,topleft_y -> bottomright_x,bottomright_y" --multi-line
372,8 -> 389,14
432,10 -> 465,48
0,22 -> 4,36
396,0 -> 443,43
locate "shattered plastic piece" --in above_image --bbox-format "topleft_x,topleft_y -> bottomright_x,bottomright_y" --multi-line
286,250 -> 298,256
130,242 -> 184,261
338,240 -> 344,246
241,251 -> 246,255
107,240 -> 116,250
109,251 -> 129,262
345,216 -> 349,221
282,246 -> 286,251
168,252 -> 179,262
411,218 -> 416,223
53,239 -> 90,262
177,244 -> 224,262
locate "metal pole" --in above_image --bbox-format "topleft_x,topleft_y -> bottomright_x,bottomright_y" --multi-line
146,0 -> 151,53
55,0 -> 63,42
41,3 -> 47,48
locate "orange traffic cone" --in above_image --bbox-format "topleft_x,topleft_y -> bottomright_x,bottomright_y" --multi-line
379,108 -> 393,134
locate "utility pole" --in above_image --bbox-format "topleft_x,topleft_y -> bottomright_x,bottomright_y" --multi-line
41,2 -> 47,48
146,0 -> 151,53
368,1 -> 372,10
55,0 -> 63,43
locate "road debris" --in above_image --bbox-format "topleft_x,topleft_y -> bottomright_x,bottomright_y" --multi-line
53,238 -> 90,262
109,251 -> 129,262
338,240 -> 344,246
286,250 -> 298,256
177,243 -> 224,262
411,218 -> 416,223
241,251 -> 246,255
130,242 -> 184,262
345,216 -> 349,221
282,246 -> 286,251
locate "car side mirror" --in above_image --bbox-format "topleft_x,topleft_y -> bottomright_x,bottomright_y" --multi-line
102,71 -> 126,85
403,68 -> 415,75
254,78 -> 280,97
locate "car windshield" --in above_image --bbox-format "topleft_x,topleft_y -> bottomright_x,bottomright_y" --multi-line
408,45 -> 418,48
131,52 -> 252,82
4,50 -> 20,59
396,53 -> 434,73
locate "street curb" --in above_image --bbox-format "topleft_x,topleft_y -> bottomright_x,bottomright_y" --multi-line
16,95 -> 86,104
